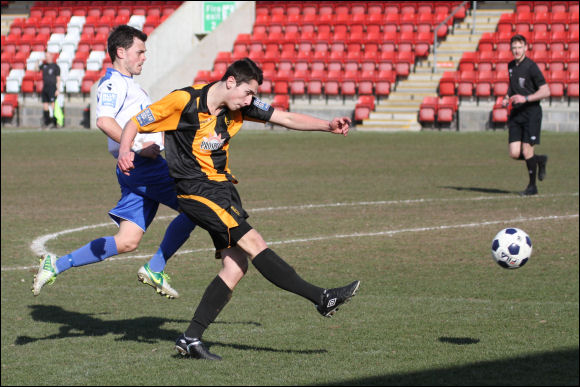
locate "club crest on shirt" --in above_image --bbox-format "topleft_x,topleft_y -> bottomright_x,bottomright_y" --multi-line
200,132 -> 226,151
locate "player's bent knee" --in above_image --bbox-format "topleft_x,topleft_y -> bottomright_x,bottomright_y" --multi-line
114,238 -> 140,253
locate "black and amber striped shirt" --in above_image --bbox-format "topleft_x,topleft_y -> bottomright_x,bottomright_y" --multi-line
131,82 -> 274,183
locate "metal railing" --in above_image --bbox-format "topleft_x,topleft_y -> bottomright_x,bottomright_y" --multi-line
432,1 -> 477,73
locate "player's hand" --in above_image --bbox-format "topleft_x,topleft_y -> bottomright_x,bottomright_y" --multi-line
501,96 -> 509,107
117,150 -> 135,176
329,117 -> 351,136
509,94 -> 525,105
138,143 -> 161,159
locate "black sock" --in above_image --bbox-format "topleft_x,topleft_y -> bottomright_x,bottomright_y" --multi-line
525,156 -> 537,186
252,248 -> 324,304
43,110 -> 50,126
185,276 -> 232,339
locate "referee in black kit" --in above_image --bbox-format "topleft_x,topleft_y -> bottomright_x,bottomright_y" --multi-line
502,34 -> 551,196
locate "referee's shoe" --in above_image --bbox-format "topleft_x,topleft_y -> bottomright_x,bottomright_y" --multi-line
520,184 -> 538,196
175,334 -> 222,360
316,280 -> 360,317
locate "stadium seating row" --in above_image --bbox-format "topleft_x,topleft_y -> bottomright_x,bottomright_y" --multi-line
1,1 -> 181,97
418,96 -> 460,125
255,1 -> 468,18
438,68 -> 579,99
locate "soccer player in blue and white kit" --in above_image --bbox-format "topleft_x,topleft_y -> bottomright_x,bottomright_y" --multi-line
33,25 -> 196,299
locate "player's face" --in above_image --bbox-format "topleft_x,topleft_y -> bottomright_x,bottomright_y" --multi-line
227,78 -> 259,111
122,37 -> 147,76
510,41 -> 526,63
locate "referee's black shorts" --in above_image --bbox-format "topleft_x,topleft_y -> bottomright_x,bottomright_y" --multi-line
508,104 -> 543,145
41,85 -> 57,103
176,178 -> 252,254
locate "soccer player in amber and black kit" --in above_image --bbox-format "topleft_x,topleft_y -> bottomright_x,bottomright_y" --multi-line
501,34 -> 551,196
118,58 -> 360,360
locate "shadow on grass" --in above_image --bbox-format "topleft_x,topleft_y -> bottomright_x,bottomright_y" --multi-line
441,186 -> 516,194
15,305 -> 327,355
317,347 -> 579,386
438,336 -> 480,345
15,305 -> 189,345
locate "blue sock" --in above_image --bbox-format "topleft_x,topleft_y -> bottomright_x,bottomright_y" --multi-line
148,214 -> 196,272
55,236 -> 118,274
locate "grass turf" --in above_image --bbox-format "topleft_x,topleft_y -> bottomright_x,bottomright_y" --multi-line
1,128 -> 578,385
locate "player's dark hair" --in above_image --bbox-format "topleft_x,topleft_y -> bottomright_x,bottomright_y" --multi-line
107,25 -> 148,63
222,58 -> 263,85
510,34 -> 527,46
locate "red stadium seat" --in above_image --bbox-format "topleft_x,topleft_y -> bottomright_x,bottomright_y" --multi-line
458,51 -> 477,72
478,49 -> 495,72
497,13 -> 514,34
494,73 -> 510,97
549,30 -> 567,52
549,50 -> 567,73
457,70 -> 476,98
437,96 -> 458,124
354,95 -> 374,121
478,32 -> 496,52
273,69 -> 291,94
475,70 -> 494,98
374,70 -> 394,99
1,93 -> 18,118
532,30 -> 550,52
419,96 -> 438,124
548,69 -> 567,98
194,70 -> 210,84
395,51 -> 414,78
514,12 -> 532,34
270,94 -> 289,111
340,70 -> 358,98
414,31 -> 433,57
492,99 -> 509,124
550,11 -> 569,33
439,71 -> 457,96
306,78 -> 323,98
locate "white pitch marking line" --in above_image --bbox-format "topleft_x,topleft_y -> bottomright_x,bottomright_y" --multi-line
3,203 -> 578,271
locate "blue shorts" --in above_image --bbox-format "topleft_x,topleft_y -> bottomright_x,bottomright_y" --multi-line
109,155 -> 180,232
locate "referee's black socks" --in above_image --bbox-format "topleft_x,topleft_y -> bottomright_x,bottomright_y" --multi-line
525,156 -> 538,186
252,248 -> 324,304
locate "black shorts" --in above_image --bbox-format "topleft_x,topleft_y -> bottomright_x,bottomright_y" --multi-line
508,105 -> 542,145
175,178 -> 252,253
41,85 -> 57,103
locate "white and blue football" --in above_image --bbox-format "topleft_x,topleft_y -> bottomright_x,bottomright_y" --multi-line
491,228 -> 533,269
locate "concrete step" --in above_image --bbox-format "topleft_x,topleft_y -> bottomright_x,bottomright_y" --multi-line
375,100 -> 428,108
396,84 -> 440,93
374,106 -> 422,114
357,122 -> 422,132
369,111 -> 418,120
387,91 -> 438,101
444,35 -> 482,43
407,73 -> 445,82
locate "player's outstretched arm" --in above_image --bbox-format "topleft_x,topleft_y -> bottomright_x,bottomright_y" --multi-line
269,110 -> 351,136
117,120 -> 139,175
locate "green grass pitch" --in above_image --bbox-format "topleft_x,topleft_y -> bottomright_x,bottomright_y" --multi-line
1,128 -> 578,385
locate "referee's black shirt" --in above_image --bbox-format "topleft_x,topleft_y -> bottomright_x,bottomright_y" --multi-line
507,56 -> 547,113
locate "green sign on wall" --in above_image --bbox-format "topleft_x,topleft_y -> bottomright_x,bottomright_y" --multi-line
203,1 -> 236,32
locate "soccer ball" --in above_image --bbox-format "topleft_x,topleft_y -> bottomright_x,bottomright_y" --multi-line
491,228 -> 533,269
